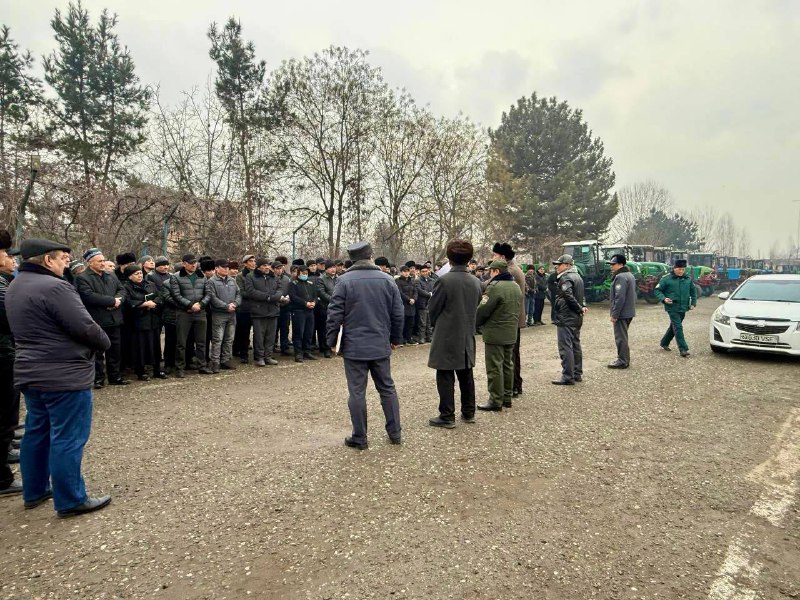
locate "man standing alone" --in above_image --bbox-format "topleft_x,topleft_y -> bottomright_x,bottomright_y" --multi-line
427,240 -> 482,428
326,242 -> 404,450
607,254 -> 636,369
6,239 -> 112,517
654,259 -> 696,357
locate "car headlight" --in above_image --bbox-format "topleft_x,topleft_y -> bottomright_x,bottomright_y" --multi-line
713,307 -> 730,325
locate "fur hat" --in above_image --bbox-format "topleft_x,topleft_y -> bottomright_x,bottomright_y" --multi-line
275,256 -> 289,265
492,242 -> 515,260
674,259 -> 688,268
200,259 -> 216,272
374,256 -> 390,267
405,260 -> 416,268
0,230 -> 12,251
292,258 -> 305,266
228,260 -> 239,270
446,239 -> 474,266
116,252 -> 136,265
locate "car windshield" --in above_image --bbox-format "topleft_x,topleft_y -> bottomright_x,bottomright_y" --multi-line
731,279 -> 800,302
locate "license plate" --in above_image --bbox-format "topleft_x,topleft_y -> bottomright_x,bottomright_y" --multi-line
739,333 -> 778,344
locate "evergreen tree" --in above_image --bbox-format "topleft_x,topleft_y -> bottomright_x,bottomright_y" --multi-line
0,25 -> 41,161
43,1 -> 149,185
489,93 -> 618,248
629,208 -> 703,250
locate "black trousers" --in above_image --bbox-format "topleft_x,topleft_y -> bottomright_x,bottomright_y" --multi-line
291,310 -> 315,355
513,328 -> 523,393
316,308 -> 329,351
233,311 -> 252,359
176,313 -> 207,369
403,315 -> 416,343
436,368 -> 475,421
95,325 -> 122,383
533,298 -> 545,323
278,307 -> 291,351
131,329 -> 157,375
161,322 -> 177,369
0,358 -> 20,488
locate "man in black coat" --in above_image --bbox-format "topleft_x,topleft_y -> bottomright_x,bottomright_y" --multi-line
326,242 -> 404,449
315,260 -> 337,358
6,239 -> 112,517
395,265 -> 418,345
169,254 -> 212,377
76,248 -> 128,388
427,240 -> 482,428
243,259 -> 284,366
0,231 -> 21,496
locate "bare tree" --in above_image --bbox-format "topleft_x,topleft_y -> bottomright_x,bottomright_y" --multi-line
688,205 -> 719,251
715,212 -> 737,257
607,180 -> 672,243
270,46 -> 388,257
736,227 -> 751,258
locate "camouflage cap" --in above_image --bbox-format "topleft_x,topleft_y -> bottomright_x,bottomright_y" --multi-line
488,259 -> 508,270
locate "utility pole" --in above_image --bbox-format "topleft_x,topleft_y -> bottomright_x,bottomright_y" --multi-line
15,155 -> 41,242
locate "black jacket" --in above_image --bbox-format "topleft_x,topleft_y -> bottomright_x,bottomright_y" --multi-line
315,273 -> 336,309
6,263 -> 110,391
289,278 -> 318,311
554,268 -> 586,329
147,270 -> 177,325
243,270 -> 283,318
427,265 -> 481,371
396,275 -> 418,316
123,279 -> 162,331
415,276 -> 434,310
169,268 -> 211,319
0,272 -> 15,361
76,269 -> 125,328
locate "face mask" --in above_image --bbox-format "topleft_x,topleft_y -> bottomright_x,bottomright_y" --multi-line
299,275 -> 308,281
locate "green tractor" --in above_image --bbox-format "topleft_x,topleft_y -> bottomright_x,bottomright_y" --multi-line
561,240 -> 613,302
602,244 -> 669,303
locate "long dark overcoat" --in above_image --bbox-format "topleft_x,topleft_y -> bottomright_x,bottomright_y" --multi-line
427,265 -> 482,371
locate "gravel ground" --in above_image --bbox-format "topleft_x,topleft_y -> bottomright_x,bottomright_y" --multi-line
1,298 -> 798,600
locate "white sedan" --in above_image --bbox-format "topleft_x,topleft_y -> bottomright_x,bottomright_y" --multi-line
710,274 -> 800,356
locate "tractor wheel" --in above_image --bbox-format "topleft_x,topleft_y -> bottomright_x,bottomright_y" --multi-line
702,286 -> 714,297
694,284 -> 703,298
644,293 -> 660,304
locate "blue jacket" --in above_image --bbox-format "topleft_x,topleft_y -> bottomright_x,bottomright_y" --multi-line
325,262 -> 404,360
6,263 -> 110,391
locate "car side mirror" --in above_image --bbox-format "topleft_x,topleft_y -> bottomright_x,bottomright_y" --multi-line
717,292 -> 730,300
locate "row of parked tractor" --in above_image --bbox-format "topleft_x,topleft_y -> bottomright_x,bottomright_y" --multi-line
534,240 -> 800,304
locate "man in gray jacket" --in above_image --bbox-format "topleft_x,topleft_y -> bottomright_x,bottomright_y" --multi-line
207,259 -> 242,373
607,254 -> 636,369
326,242 -> 404,450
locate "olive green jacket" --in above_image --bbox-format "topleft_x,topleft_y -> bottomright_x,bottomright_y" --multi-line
654,271 -> 697,313
476,273 -> 522,345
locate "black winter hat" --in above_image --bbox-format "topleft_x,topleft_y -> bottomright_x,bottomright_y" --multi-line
292,258 -> 305,266
492,242 -> 515,260
256,257 -> 269,267
374,256 -> 390,267
116,252 -> 136,265
405,260 -> 416,268
182,254 -> 197,263
674,259 -> 688,268
200,259 -> 216,272
324,260 -> 336,269
214,259 -> 229,268
123,264 -> 142,277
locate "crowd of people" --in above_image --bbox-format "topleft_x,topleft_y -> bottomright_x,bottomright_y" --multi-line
0,228 -> 697,517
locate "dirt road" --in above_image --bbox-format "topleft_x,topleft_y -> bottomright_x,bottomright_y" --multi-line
2,297 -> 798,599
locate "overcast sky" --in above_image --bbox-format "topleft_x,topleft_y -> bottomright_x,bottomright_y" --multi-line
3,0 -> 799,256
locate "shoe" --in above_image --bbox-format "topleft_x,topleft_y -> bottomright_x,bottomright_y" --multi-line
389,437 -> 402,445
429,416 -> 456,429
324,351 -> 332,359
280,349 -> 292,356
406,340 -> 419,346
108,378 -> 129,386
240,356 -> 249,364
607,362 -> 628,369
7,449 -> 20,464
210,363 -> 220,374
0,479 -> 23,496
11,438 -> 20,449
57,495 -> 112,518
295,355 -> 304,363
24,489 -> 53,508
164,367 -> 173,375
303,353 -> 318,361
535,321 -> 545,326
265,358 -> 279,366
175,369 -> 186,378
551,379 -> 575,385
460,415 -> 476,424
680,351 -> 691,357
199,366 -> 214,375
660,345 -> 671,351
254,359 -> 266,367
93,381 -> 105,390
477,403 -> 502,412
503,402 -> 513,408
137,374 -> 151,381
574,376 -> 582,382
344,436 -> 368,450
512,388 -> 523,397
154,371 -> 167,379
219,362 -> 236,370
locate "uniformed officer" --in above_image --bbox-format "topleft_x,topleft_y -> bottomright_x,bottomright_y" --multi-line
476,260 -> 523,411
325,242 -> 405,449
654,258 -> 697,357
608,254 -> 636,368
552,254 -> 587,385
